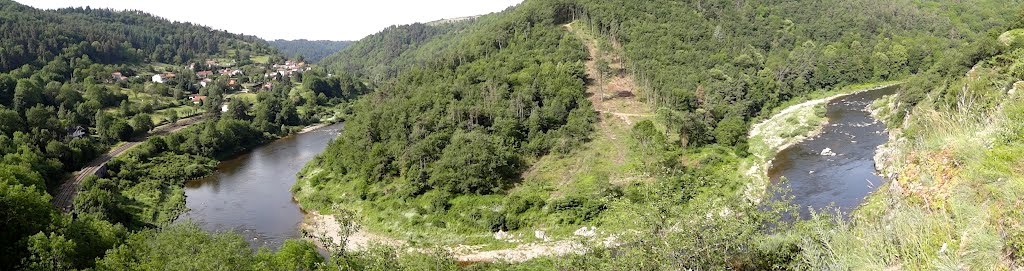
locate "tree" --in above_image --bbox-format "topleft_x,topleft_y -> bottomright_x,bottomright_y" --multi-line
0,182 -> 55,267
63,214 -> 128,269
107,120 -> 133,142
631,120 -> 665,154
23,232 -> 76,271
25,105 -> 55,130
429,131 -> 518,194
95,223 -> 257,270
596,58 -> 611,101
270,240 -> 323,270
129,114 -> 154,136
226,99 -> 250,120
0,107 -> 24,134
713,115 -> 746,146
13,79 -> 42,111
0,74 -> 15,106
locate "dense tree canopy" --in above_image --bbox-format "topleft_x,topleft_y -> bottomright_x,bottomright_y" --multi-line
268,39 -> 352,63
0,0 -> 274,71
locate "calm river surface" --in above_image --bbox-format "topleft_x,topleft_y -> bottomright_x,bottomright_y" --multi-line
769,86 -> 896,218
175,123 -> 343,249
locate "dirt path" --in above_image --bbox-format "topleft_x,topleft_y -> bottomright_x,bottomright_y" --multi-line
52,116 -> 205,212
565,22 -> 651,120
298,23 -> 640,264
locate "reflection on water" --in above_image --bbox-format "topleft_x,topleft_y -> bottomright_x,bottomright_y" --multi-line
769,86 -> 896,219
176,123 -> 343,249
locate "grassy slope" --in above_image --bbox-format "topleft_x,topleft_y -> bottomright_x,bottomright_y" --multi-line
799,47 -> 1024,269
292,21 -> 642,254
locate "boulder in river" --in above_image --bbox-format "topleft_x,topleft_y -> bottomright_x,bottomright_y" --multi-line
820,148 -> 837,156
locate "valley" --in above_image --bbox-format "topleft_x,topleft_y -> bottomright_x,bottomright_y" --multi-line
2,0 -> 1024,270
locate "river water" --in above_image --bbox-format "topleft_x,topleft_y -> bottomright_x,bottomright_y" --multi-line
768,86 -> 896,219
175,123 -> 343,249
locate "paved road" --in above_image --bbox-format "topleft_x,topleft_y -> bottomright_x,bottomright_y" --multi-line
52,116 -> 204,212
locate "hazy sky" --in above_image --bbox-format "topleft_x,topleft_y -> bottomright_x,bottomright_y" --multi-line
17,0 -> 523,41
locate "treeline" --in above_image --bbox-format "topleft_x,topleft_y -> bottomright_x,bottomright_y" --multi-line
0,0 -> 371,268
300,1 -> 593,220
562,0 -> 1014,149
0,0 -> 274,72
4,73 -> 367,269
293,0 -> 1024,269
301,0 -> 1004,233
319,21 -> 474,82
268,39 -> 352,63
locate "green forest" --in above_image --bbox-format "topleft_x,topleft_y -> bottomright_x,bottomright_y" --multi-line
0,0 -> 369,269
3,0 -> 1024,269
268,39 -> 353,63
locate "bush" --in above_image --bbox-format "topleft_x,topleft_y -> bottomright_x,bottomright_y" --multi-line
547,196 -> 607,225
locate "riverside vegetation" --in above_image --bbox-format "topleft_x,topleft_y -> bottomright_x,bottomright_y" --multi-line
0,0 -> 368,269
3,0 -> 1024,270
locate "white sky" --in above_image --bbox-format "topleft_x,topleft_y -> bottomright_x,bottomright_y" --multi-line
17,0 -> 524,41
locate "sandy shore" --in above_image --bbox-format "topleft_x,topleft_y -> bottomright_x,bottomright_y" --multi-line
298,123 -> 330,134
300,211 -> 405,251
300,211 -> 593,263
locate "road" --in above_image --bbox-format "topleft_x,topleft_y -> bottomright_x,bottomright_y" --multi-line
52,116 -> 204,212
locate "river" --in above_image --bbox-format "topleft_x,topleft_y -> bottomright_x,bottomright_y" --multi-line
175,123 -> 343,249
768,86 -> 896,219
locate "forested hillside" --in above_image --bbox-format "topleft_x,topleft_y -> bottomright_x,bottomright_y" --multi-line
295,0 -> 1024,268
268,39 -> 352,63
0,1 -> 360,269
319,20 -> 476,81
2,0 -> 1023,269
298,0 -> 594,232
0,0 -> 272,71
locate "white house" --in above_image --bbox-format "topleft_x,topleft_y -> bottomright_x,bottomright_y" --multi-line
152,74 -> 164,83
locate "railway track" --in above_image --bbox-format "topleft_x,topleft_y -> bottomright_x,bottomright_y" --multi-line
52,116 -> 204,212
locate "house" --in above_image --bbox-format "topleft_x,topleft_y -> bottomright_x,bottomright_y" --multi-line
189,95 -> 208,104
111,72 -> 128,82
219,68 -> 243,76
196,70 -> 213,77
152,73 -> 176,84
199,78 -> 212,88
228,79 -> 237,86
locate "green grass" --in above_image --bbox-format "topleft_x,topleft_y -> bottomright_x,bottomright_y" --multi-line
999,29 -> 1024,47
152,105 -> 203,124
229,92 -> 258,104
795,51 -> 1024,269
250,55 -> 271,64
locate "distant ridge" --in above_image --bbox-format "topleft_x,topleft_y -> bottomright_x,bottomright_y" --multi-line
426,15 -> 480,26
268,39 -> 352,63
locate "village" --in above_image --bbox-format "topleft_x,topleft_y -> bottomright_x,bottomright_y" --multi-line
141,58 -> 312,107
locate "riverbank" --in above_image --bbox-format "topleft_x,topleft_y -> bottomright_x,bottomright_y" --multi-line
797,53 -> 1024,268
299,211 -> 598,263
743,81 -> 902,201
177,122 -> 346,248
299,117 -> 341,134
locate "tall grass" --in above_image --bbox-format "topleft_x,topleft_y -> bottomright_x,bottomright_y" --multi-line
797,55 -> 1024,269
